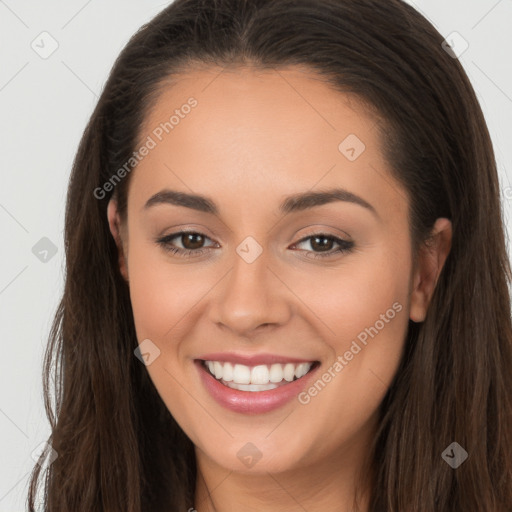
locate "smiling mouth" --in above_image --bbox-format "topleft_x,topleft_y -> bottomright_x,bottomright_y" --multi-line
200,359 -> 320,392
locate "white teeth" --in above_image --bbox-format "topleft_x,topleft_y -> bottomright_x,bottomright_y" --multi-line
204,360 -> 314,386
225,382 -> 279,391
222,362 -> 234,381
251,365 -> 270,384
283,363 -> 295,382
295,362 -> 311,379
233,364 -> 251,384
213,361 -> 223,379
269,363 -> 284,383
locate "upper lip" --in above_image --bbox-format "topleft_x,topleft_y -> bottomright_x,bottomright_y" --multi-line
196,352 -> 318,366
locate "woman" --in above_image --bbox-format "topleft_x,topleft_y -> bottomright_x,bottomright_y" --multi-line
28,0 -> 512,510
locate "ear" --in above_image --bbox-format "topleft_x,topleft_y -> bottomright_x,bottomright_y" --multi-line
409,218 -> 452,322
107,198 -> 129,282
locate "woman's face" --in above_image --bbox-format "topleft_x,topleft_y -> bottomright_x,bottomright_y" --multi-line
108,66 -> 446,477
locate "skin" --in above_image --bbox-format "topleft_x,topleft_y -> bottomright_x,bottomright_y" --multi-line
107,65 -> 452,512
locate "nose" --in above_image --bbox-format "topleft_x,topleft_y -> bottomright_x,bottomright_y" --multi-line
210,246 -> 292,337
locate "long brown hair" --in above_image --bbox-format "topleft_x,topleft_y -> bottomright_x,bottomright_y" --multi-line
27,0 -> 512,510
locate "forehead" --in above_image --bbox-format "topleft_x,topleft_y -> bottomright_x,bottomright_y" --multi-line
141,65 -> 377,149
129,65 -> 407,222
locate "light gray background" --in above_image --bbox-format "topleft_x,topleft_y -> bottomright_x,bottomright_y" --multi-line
1,1 -> 511,510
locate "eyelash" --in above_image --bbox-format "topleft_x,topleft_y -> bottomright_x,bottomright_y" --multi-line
155,230 -> 355,260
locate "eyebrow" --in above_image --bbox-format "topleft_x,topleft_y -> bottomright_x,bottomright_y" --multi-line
143,187 -> 379,218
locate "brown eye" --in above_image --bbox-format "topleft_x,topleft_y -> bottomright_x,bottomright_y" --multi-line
180,232 -> 206,250
309,235 -> 335,252
156,231 -> 354,260
155,230 -> 217,257
293,233 -> 355,259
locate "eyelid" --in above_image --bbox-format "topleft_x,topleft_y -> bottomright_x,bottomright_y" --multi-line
295,226 -> 353,243
159,229 -> 218,248
157,225 -> 353,246
156,227 -> 355,260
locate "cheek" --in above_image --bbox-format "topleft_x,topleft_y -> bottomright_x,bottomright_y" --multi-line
128,259 -> 174,339
126,245 -> 205,430
288,248 -> 411,422
126,241 -> 200,344
289,245 -> 411,351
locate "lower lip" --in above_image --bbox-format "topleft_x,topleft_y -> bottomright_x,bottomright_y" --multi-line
195,360 -> 320,415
